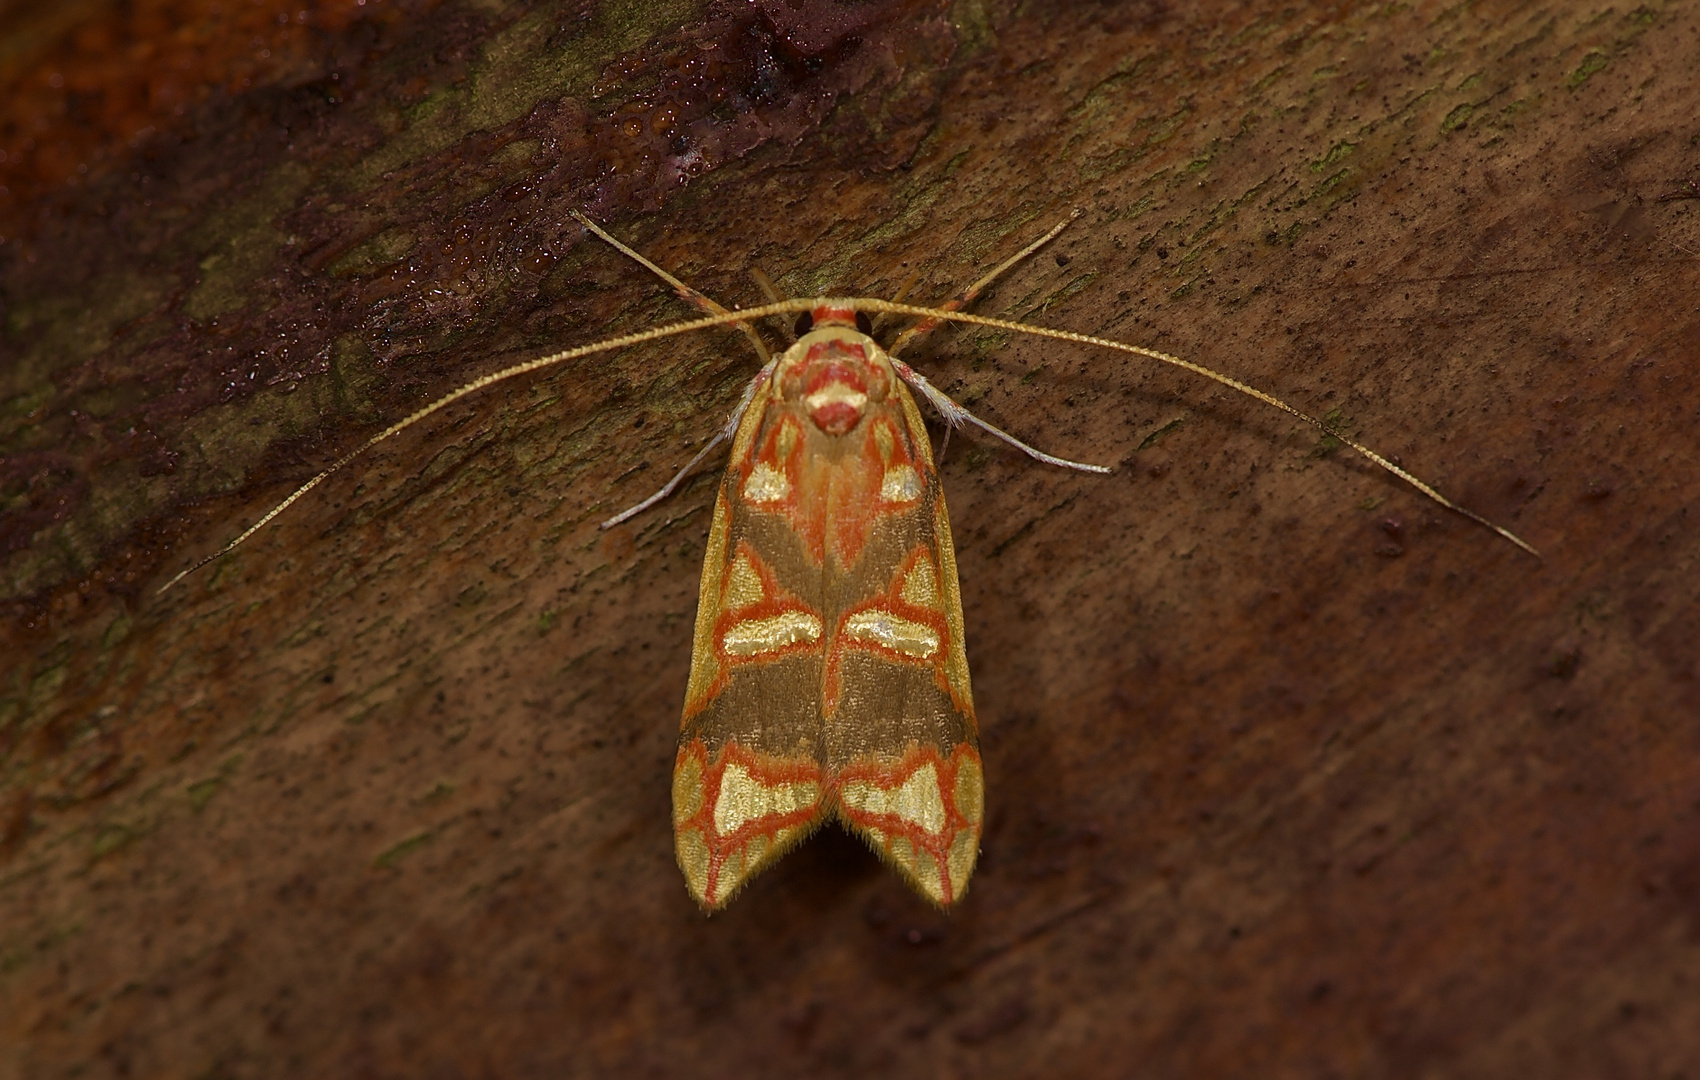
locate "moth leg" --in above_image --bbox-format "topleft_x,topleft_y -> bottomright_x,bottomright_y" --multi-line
571,210 -> 771,365
749,267 -> 785,306
893,359 -> 1112,475
601,361 -> 778,528
749,268 -> 807,347
887,208 -> 1082,359
868,268 -> 922,339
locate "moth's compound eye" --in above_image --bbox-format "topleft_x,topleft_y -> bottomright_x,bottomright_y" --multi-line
794,312 -> 814,337
855,311 -> 873,336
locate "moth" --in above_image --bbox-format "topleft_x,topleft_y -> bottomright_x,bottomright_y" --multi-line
662,298 -> 993,909
161,210 -> 1537,912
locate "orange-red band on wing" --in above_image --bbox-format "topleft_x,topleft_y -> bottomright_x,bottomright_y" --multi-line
674,740 -> 826,909
824,545 -> 956,715
835,742 -> 984,907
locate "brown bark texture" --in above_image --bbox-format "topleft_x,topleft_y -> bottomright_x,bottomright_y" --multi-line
2,0 -> 1699,1076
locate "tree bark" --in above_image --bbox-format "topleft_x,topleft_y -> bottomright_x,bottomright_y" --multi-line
3,0 -> 1698,1075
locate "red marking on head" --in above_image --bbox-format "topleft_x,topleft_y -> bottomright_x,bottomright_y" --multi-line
805,340 -> 866,366
802,353 -> 872,436
804,360 -> 866,397
809,304 -> 859,328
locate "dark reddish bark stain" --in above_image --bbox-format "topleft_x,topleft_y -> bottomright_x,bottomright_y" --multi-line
1,0 -> 951,619
0,0 -> 387,235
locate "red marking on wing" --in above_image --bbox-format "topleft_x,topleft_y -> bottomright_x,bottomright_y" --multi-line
833,742 -> 982,907
677,739 -> 823,906
683,538 -> 826,723
737,414 -> 804,506
769,413 -> 923,569
823,545 -> 952,715
711,542 -> 825,661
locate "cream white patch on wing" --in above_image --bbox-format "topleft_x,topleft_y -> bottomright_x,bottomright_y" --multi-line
722,611 -> 823,656
840,763 -> 947,834
842,609 -> 940,658
723,554 -> 764,610
742,461 -> 791,503
713,763 -> 820,835
879,464 -> 922,503
900,559 -> 940,609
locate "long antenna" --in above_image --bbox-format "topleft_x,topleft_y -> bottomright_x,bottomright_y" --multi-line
860,298 -> 1539,558
158,295 -> 1537,594
155,309 -> 759,594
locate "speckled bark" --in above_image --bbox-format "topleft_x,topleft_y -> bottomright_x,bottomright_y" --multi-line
3,1 -> 1699,1076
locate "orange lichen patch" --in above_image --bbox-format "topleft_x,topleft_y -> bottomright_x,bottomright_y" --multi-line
0,0 -> 385,235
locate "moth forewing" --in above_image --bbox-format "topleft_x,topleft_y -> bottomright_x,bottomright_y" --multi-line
673,316 -> 983,910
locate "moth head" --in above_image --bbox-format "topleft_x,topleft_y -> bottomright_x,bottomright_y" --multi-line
780,306 -> 890,437
793,304 -> 874,338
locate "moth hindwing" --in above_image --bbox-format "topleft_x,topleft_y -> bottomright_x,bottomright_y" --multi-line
672,307 -> 984,910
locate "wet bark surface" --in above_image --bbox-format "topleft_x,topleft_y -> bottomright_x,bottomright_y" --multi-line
3,0 -> 1699,1076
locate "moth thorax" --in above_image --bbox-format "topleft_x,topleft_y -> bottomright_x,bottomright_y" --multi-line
782,333 -> 889,437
